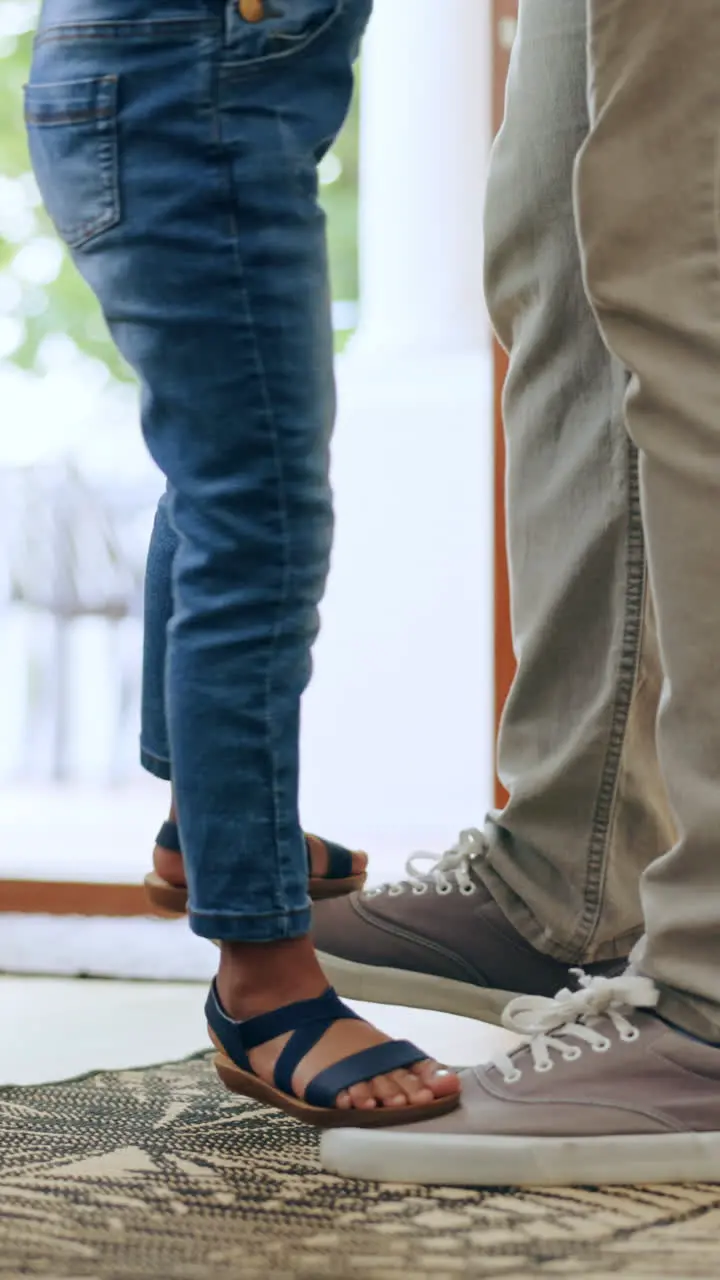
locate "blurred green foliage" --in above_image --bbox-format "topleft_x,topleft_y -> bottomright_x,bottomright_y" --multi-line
0,18 -> 360,381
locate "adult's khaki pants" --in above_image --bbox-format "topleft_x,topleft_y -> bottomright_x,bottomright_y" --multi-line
482,0 -> 720,1041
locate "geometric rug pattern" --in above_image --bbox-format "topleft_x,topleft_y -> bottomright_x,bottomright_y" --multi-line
1,1052 -> 719,1280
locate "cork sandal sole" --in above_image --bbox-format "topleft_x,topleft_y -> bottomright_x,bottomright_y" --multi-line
144,870 -> 367,917
143,873 -> 188,916
212,1046 -> 461,1130
307,872 -> 367,900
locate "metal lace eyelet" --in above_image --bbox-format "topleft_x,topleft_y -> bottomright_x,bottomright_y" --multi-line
619,1027 -> 640,1043
591,1038 -> 611,1053
533,1060 -> 553,1074
504,1069 -> 522,1084
459,884 -> 477,897
561,1046 -> 582,1062
436,883 -> 453,896
412,883 -> 429,895
387,885 -> 404,897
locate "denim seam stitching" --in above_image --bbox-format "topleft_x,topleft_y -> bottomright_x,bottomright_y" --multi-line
26,76 -> 121,249
35,18 -> 219,45
568,433 -> 646,956
212,64 -> 293,918
190,906 -> 308,920
140,746 -> 171,765
25,109 -> 113,124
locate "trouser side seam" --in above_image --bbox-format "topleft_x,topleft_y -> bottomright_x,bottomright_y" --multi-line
568,434 -> 647,954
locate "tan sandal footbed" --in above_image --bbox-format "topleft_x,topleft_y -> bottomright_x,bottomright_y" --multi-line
211,1043 -> 461,1130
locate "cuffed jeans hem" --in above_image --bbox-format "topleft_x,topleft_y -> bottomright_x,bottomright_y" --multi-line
140,745 -> 172,781
477,835 -> 643,966
189,904 -> 312,942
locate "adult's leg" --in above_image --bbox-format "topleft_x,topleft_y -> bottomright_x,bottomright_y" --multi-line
577,0 -> 720,1040
311,0 -> 673,1018
480,0 -> 673,962
319,0 -> 720,1181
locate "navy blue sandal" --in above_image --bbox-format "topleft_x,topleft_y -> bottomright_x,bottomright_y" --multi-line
144,826 -> 366,915
206,981 -> 460,1129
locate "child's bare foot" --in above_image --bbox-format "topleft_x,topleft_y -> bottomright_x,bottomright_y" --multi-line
215,936 -> 461,1112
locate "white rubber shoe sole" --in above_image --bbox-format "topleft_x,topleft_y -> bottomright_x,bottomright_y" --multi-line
321,1129 -> 720,1187
315,952 -> 518,1025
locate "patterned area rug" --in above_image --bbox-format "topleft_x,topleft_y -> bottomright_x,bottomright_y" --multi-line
1,1053 -> 720,1280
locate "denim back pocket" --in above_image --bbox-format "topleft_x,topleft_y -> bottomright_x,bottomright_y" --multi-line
24,76 -> 120,250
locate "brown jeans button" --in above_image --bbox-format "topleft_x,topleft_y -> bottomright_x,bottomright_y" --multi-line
239,0 -> 264,20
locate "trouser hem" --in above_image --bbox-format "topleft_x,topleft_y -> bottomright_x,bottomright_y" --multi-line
140,746 -> 172,781
189,904 -> 312,942
653,985 -> 720,1047
477,837 -> 643,965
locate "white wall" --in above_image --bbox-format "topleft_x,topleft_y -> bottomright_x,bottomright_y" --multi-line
299,0 -> 496,858
300,347 -> 494,859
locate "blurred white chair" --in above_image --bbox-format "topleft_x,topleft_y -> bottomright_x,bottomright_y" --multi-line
0,462 -> 153,782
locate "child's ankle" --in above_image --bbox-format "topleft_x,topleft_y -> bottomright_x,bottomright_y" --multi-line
217,936 -> 326,1020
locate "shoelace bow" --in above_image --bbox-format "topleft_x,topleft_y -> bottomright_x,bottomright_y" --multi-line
366,828 -> 486,898
491,972 -> 659,1083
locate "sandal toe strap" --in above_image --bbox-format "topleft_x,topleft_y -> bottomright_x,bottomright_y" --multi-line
304,1040 -> 427,1108
156,826 -> 356,874
306,835 -> 354,881
155,820 -> 181,853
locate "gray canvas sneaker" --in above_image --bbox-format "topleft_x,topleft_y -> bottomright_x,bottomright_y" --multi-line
321,974 -> 720,1186
313,830 -> 626,1024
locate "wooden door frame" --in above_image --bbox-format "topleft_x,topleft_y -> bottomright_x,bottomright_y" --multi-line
0,880 -> 149,917
492,0 -> 517,808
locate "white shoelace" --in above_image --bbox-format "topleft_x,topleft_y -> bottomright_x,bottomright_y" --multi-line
491,972 -> 659,1084
365,828 -> 486,899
